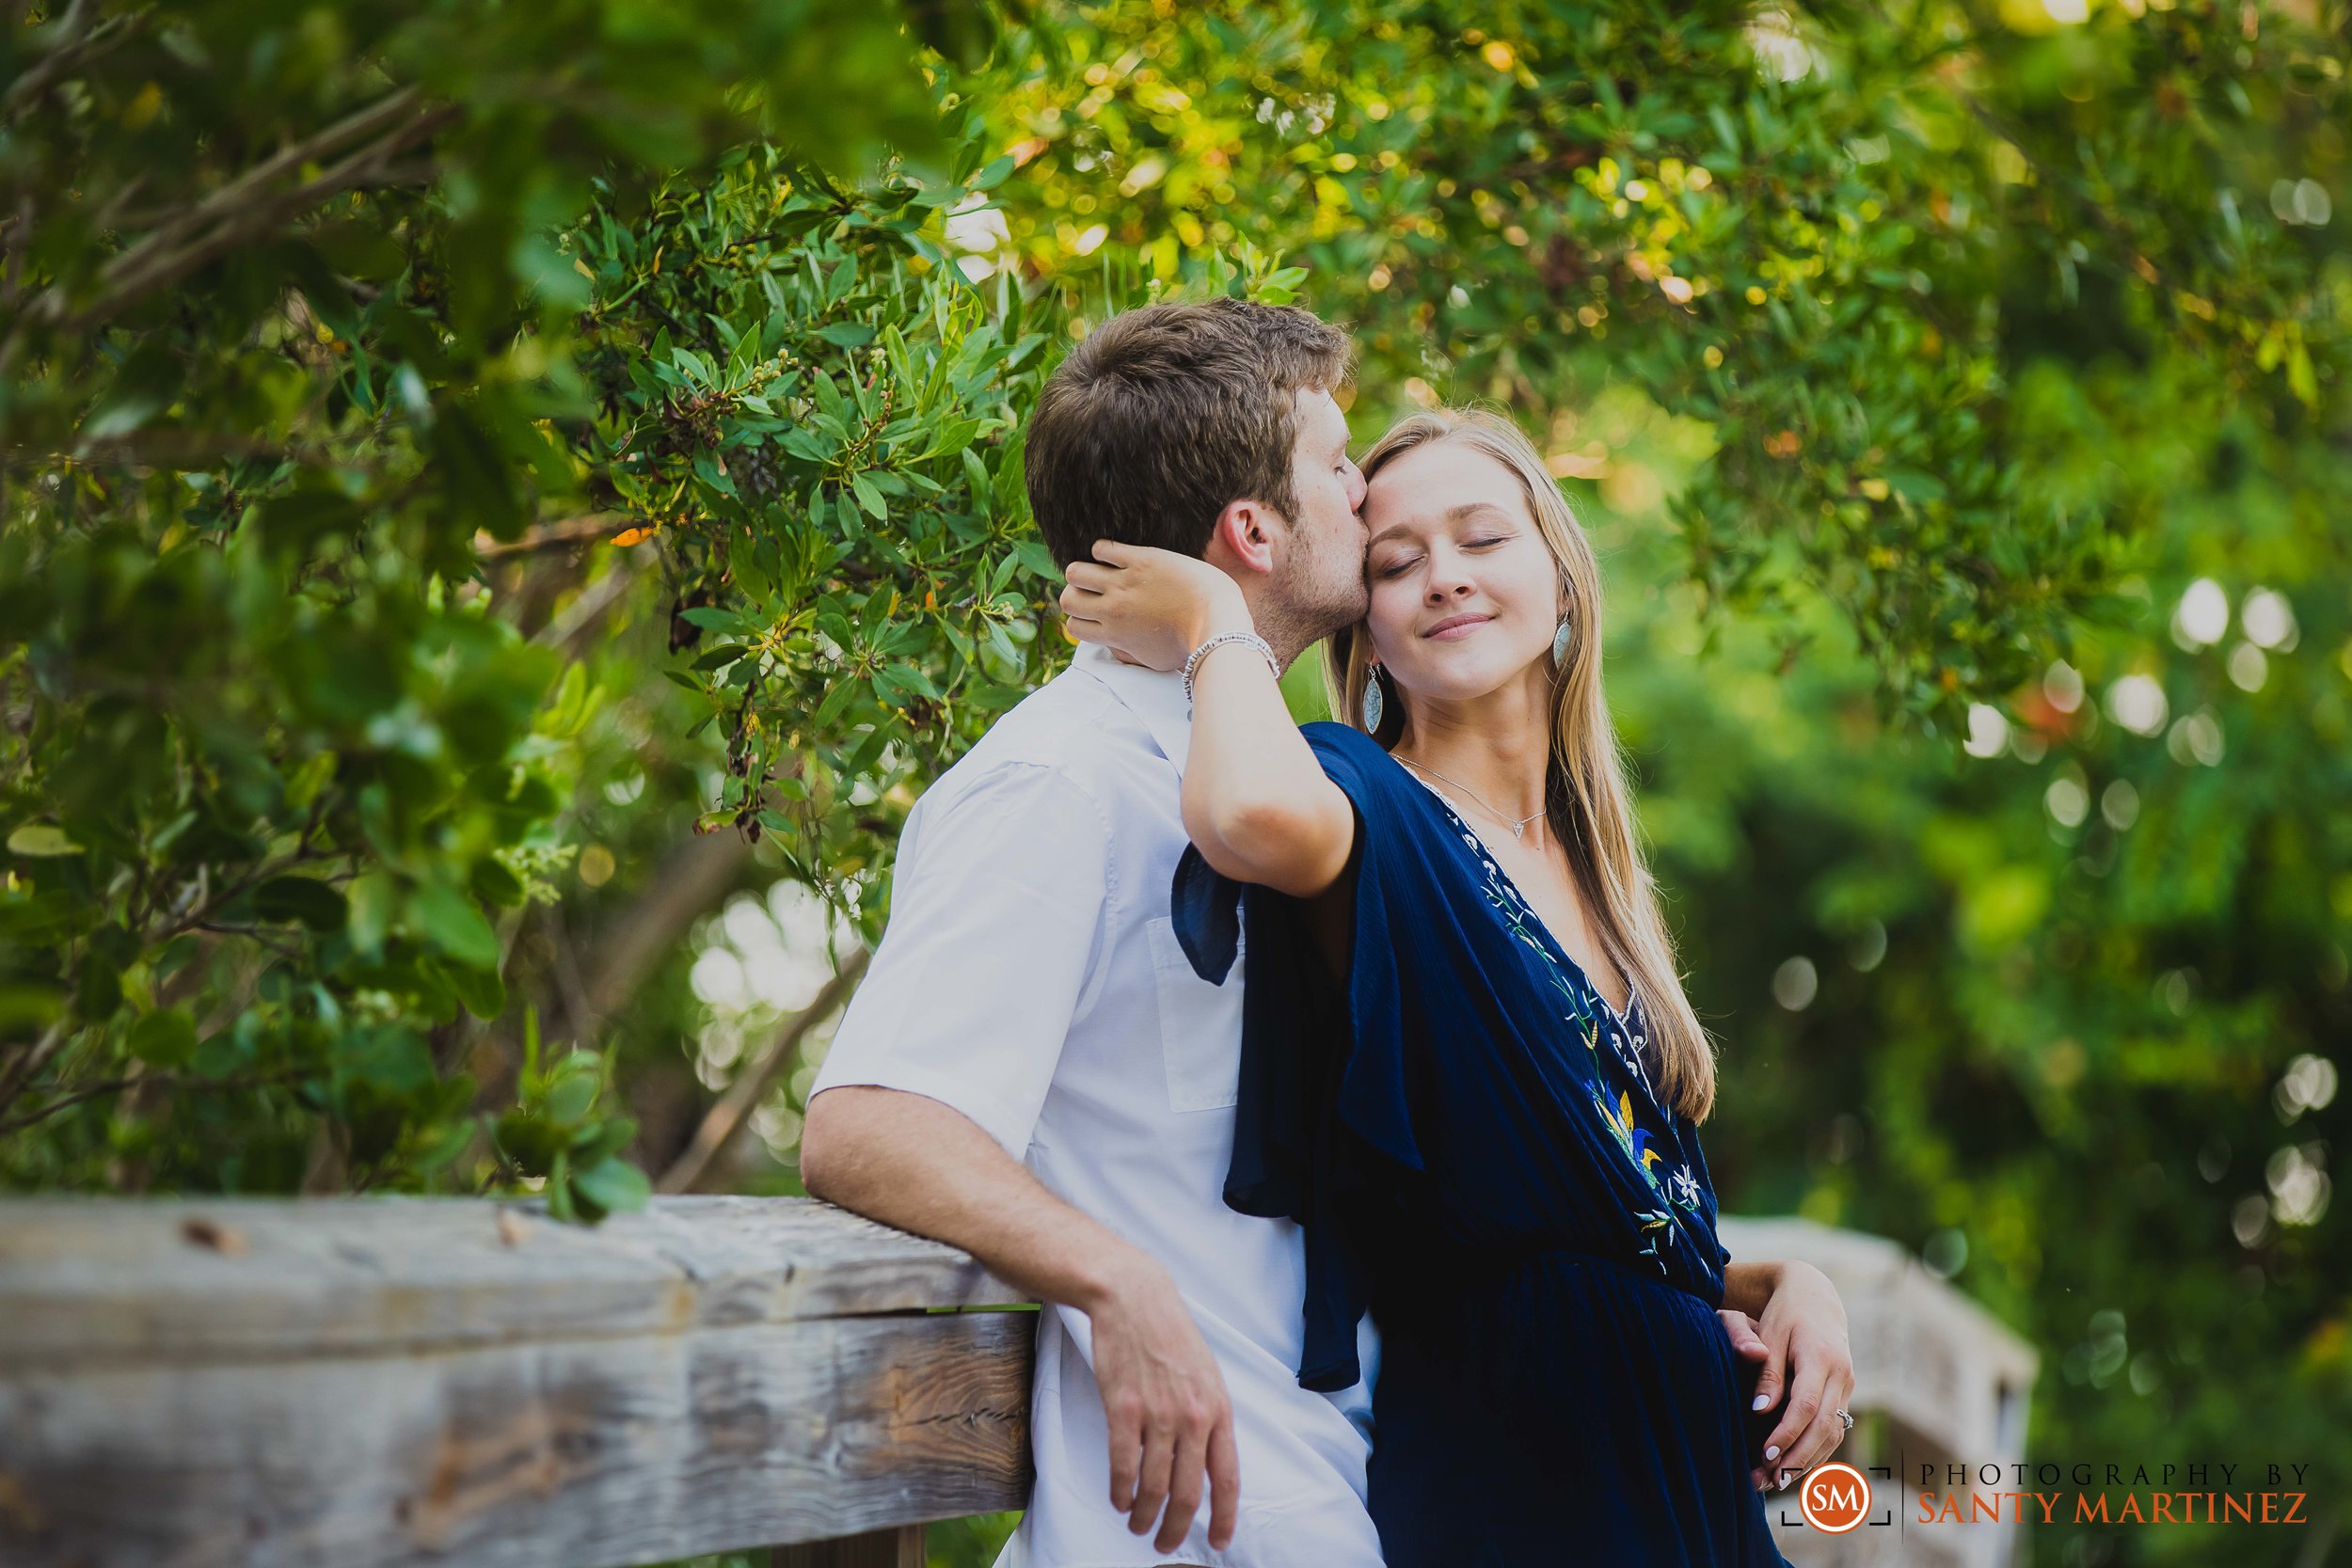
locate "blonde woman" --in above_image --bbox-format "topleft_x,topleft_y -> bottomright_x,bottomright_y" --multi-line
1059,408 -> 1849,1564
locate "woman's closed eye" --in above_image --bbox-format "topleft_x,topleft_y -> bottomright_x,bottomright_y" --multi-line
1377,536 -> 1508,578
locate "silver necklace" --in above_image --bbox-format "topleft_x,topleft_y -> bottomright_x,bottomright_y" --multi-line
1393,755 -> 1546,841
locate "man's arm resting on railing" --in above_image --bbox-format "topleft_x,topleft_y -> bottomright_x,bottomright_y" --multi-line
801,1084 -> 1240,1556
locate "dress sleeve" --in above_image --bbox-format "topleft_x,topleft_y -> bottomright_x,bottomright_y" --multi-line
812,760 -> 1110,1158
1168,722 -> 1425,1392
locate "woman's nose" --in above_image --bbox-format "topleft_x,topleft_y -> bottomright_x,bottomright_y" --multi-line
1424,552 -> 1475,603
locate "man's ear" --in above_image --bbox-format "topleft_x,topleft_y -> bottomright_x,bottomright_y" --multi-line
1203,498 -> 1279,578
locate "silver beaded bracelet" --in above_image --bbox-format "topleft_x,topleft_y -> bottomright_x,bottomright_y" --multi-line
1181,629 -> 1279,708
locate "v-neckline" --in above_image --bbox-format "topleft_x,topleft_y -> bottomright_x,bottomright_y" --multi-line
1394,764 -> 1642,1037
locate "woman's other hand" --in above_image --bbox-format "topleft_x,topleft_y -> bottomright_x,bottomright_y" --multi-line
1746,1260 -> 1857,1493
1060,540 -> 1253,673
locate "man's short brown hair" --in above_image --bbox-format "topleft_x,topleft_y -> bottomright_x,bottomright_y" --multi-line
1024,298 -> 1353,567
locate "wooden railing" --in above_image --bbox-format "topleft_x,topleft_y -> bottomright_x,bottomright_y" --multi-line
0,1198 -> 2039,1568
0,1196 -> 1034,1568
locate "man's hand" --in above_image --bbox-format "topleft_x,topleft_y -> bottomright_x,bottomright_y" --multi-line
1084,1252 -> 1241,1554
802,1087 -> 1243,1550
1744,1261 -> 1856,1493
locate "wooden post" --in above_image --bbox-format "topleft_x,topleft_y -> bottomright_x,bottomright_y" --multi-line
771,1524 -> 925,1567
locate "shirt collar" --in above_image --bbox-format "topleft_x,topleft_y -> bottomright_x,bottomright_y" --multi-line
1071,641 -> 1192,772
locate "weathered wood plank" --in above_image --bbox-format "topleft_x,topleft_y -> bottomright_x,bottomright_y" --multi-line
0,1308 -> 1032,1568
0,1196 -> 1026,1368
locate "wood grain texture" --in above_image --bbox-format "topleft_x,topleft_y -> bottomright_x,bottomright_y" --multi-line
0,1196 -> 1035,1568
0,1308 -> 1032,1568
0,1195 -> 1026,1368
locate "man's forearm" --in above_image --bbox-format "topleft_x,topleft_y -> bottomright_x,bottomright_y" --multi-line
800,1083 -> 1159,1312
1722,1259 -> 1785,1318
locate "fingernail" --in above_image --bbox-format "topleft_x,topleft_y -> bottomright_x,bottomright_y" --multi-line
1764,1445 -> 1781,1462
1752,1393 -> 1770,1411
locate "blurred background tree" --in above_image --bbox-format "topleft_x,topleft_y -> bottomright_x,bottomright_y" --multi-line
3,1 -> 2346,1564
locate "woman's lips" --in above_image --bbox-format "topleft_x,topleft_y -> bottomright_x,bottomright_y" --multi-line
1422,613 -> 1494,641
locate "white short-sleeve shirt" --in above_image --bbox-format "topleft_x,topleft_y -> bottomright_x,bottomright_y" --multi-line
811,641 -> 1383,1568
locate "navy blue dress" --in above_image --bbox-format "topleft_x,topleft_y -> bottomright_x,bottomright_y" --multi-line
1172,721 -> 1789,1568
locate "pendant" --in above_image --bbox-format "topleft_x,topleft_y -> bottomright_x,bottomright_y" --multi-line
1511,823 -> 1527,839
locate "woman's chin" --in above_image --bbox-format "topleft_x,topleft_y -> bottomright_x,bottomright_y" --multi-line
1390,661 -> 1540,708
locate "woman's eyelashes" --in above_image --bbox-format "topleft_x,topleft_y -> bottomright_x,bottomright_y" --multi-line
1374,535 -> 1510,580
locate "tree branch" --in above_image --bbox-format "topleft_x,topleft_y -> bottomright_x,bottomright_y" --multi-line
655,945 -> 869,1194
563,827 -> 757,1048
15,87 -> 460,339
3,0 -> 149,120
474,514 -> 645,561
0,1015 -> 72,1117
0,1068 -> 310,1138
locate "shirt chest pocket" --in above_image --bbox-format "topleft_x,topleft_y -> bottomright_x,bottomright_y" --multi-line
1145,914 -> 1244,1113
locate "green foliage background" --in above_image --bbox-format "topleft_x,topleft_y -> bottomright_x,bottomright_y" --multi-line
2,1 -> 2346,1563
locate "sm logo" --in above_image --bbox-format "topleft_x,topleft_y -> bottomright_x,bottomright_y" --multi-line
1799,1462 -> 1873,1533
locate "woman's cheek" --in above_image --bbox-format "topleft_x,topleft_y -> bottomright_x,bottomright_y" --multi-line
1367,584 -> 1414,656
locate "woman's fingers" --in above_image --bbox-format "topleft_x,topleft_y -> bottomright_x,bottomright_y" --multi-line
1062,561 -> 1114,596
1757,1354 -> 1823,1465
1761,1357 -> 1838,1489
1089,537 -> 1140,565
1717,1307 -> 1770,1364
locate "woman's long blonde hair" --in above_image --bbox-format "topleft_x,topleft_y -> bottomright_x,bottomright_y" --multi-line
1325,407 -> 1718,1123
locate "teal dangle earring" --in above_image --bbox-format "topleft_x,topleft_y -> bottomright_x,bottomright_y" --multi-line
1361,663 -> 1385,732
1551,610 -> 1573,672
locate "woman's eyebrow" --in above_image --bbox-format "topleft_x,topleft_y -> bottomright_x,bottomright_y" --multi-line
1445,502 -> 1515,525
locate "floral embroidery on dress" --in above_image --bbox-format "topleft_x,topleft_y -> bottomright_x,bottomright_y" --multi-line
1422,785 -> 1719,1280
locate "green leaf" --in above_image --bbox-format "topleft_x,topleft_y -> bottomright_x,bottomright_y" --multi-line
572,1156 -> 653,1218
546,1069 -> 598,1127
446,961 -> 507,1022
127,1008 -> 198,1069
7,823 -> 81,857
345,1026 -> 435,1094
693,642 -> 754,671
471,856 -> 526,909
410,881 -> 501,971
252,876 -> 348,932
1010,539 -> 1063,583
434,401 -> 525,544
0,984 -> 64,1035
1885,469 -> 1948,504
850,469 -> 888,520
346,871 -> 397,958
